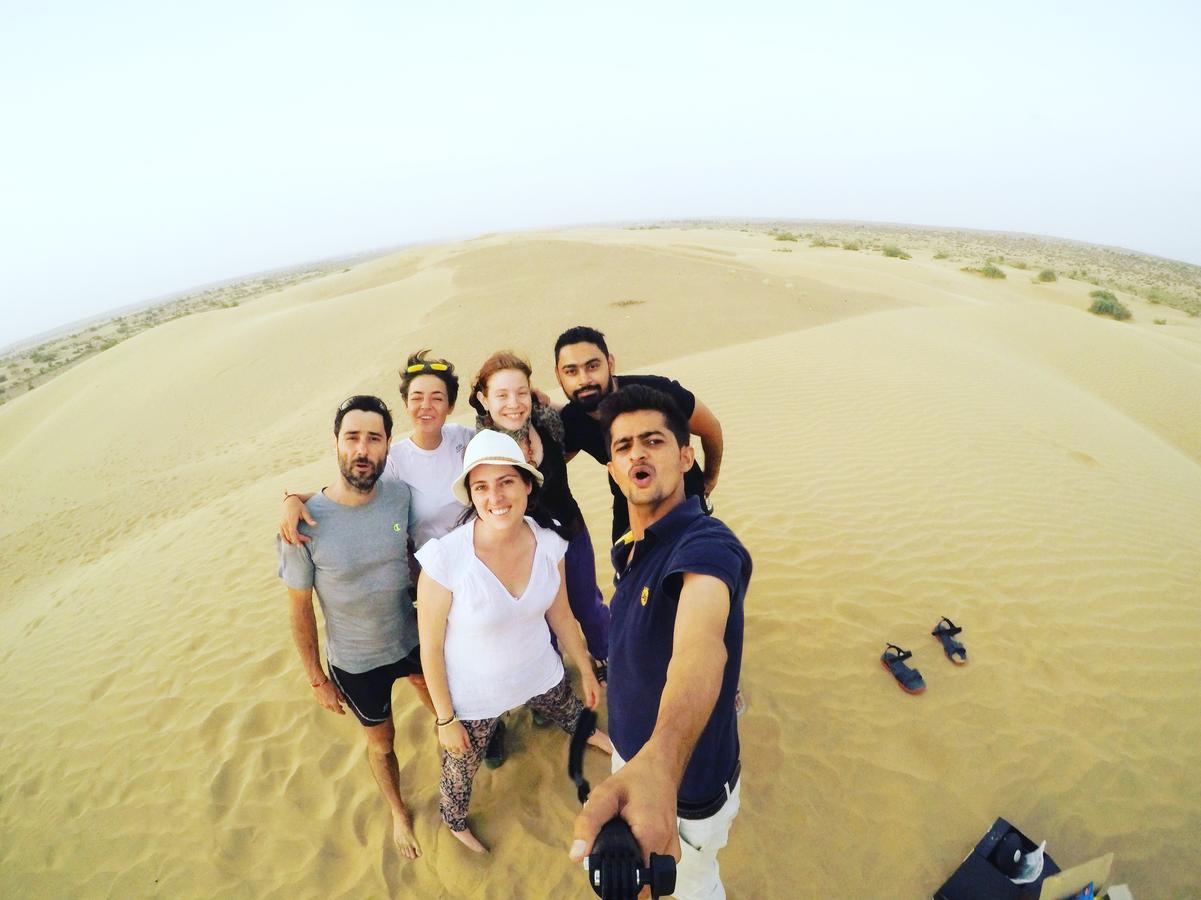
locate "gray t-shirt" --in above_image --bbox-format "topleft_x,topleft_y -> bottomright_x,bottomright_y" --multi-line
277,479 -> 418,674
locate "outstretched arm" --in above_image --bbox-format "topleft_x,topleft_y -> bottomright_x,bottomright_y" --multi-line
288,587 -> 346,715
570,572 -> 730,865
689,400 -> 723,496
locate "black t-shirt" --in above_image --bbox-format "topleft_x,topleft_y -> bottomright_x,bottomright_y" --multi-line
533,419 -> 585,538
561,374 -> 707,541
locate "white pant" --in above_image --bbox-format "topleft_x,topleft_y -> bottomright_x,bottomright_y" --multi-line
612,752 -> 742,900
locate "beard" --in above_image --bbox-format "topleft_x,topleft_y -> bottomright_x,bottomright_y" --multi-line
572,379 -> 613,412
339,453 -> 383,492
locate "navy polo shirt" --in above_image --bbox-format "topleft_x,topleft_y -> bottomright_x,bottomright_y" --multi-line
608,496 -> 752,805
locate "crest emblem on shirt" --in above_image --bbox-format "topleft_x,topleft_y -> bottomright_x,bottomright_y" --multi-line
640,586 -> 649,606
393,523 -> 402,533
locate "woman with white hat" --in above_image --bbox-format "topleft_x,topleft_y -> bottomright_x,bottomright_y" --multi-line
415,429 -> 611,854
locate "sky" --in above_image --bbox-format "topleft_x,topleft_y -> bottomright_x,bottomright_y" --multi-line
3,1 -> 1200,347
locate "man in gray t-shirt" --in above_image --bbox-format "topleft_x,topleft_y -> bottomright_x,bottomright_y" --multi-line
277,395 -> 432,861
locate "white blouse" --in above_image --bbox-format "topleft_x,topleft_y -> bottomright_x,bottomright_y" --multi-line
415,518 -> 569,719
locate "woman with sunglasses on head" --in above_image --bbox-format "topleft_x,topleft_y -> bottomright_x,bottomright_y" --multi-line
279,350 -> 473,552
416,430 -> 611,853
469,351 -> 611,683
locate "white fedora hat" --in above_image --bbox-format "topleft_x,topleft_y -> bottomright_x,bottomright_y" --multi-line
451,429 -> 544,505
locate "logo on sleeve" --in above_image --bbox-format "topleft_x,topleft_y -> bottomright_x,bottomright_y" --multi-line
393,523 -> 403,533
640,586 -> 649,606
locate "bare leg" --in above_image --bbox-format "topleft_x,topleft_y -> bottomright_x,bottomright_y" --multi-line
363,717 -> 420,859
587,729 -> 613,754
407,673 -> 436,715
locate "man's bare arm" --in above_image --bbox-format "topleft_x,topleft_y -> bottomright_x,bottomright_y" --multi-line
689,399 -> 724,496
287,587 -> 345,714
570,572 -> 730,864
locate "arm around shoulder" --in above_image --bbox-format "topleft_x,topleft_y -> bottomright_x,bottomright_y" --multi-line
688,400 -> 723,495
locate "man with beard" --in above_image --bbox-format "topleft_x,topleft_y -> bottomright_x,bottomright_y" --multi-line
553,326 -> 724,543
278,395 -> 431,860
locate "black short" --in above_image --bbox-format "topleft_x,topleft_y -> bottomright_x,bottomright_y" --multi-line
329,646 -> 423,726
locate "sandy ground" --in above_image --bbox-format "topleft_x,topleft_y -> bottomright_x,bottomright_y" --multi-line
2,227 -> 1199,898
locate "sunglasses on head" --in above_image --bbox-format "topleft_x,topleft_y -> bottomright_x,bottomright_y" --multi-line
339,394 -> 390,414
406,361 -> 450,373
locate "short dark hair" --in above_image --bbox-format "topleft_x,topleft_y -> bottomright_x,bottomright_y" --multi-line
598,385 -> 690,450
554,326 -> 609,365
399,349 -> 460,407
334,395 -> 393,439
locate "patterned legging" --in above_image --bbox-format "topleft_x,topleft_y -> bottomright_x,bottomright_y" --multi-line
440,674 -> 585,831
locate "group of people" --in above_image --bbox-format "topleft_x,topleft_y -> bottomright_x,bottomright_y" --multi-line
277,326 -> 751,898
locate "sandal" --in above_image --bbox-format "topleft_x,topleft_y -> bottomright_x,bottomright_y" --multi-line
881,644 -> 926,694
931,617 -> 968,664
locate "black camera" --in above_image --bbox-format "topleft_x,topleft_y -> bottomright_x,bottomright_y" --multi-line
568,709 -> 677,899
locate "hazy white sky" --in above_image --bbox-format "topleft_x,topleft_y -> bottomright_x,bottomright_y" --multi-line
3,1 -> 1199,346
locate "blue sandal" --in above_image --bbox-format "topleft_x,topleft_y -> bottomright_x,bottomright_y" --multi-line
881,644 -> 926,694
931,617 -> 968,664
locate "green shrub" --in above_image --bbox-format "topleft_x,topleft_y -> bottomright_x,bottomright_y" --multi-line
1154,318 -> 1167,325
774,231 -> 799,242
841,240 -> 862,251
962,264 -> 1006,279
810,237 -> 835,248
933,250 -> 949,259
1036,269 -> 1057,283
1088,290 -> 1131,320
882,244 -> 911,259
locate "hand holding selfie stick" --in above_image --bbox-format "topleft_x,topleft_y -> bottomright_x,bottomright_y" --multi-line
568,709 -> 676,899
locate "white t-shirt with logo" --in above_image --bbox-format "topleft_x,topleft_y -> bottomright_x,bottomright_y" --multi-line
415,518 -> 569,719
384,422 -> 473,550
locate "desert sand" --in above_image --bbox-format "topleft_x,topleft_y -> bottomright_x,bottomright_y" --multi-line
2,226 -> 1199,898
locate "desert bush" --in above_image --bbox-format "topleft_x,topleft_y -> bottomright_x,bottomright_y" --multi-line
1089,290 -> 1131,320
882,245 -> 911,259
1036,269 -> 1057,282
933,250 -> 949,259
774,231 -> 799,242
963,264 -> 1006,279
810,237 -> 835,248
841,240 -> 862,251
1154,318 -> 1167,325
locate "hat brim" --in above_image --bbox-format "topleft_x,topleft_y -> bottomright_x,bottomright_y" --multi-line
451,456 -> 544,507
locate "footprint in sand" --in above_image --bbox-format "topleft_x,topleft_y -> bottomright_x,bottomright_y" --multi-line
1069,450 -> 1100,467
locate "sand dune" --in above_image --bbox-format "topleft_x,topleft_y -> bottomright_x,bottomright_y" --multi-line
2,227 -> 1199,897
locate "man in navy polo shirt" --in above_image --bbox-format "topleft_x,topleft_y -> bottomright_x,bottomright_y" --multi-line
569,385 -> 751,900
553,325 -> 725,543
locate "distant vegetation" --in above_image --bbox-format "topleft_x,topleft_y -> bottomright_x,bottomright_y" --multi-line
1036,269 -> 1058,283
933,250 -> 949,259
841,240 -> 862,251
963,263 -> 1007,279
810,236 -> 836,248
773,231 -> 799,242
1088,290 -> 1132,321
881,245 -> 911,259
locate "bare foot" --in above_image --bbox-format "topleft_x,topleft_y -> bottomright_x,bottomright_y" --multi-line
451,826 -> 489,854
587,729 -> 613,754
392,808 -> 421,859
